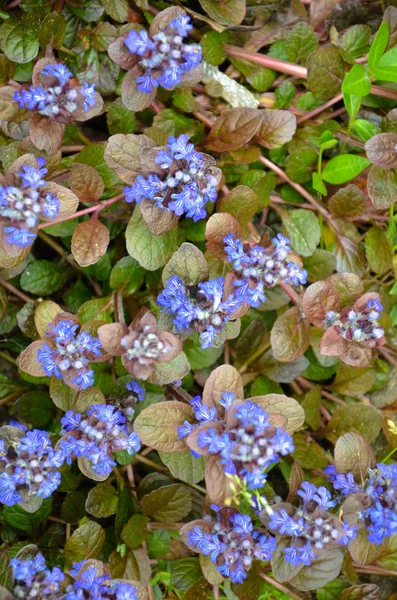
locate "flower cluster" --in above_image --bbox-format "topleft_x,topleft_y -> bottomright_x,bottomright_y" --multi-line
125,135 -> 219,222
267,482 -> 356,566
60,404 -> 141,476
10,553 -> 64,599
157,275 -> 242,348
326,463 -> 397,544
187,506 -> 276,583
325,298 -> 384,344
37,319 -> 102,390
98,311 -> 182,380
0,158 -> 60,247
0,429 -> 64,506
179,394 -> 293,489
125,15 -> 201,93
65,560 -> 138,600
14,63 -> 97,121
223,233 -> 307,308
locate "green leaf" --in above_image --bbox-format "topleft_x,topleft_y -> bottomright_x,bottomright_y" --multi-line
307,46 -> 345,101
0,15 -> 39,63
322,155 -> 371,184
162,243 -> 208,286
20,260 -> 70,296
0,550 -> 12,592
332,363 -> 377,397
126,208 -> 182,271
61,491 -> 87,523
148,353 -> 190,386
110,256 -> 145,296
185,340 -> 224,369
148,529 -> 171,559
281,209 -> 321,257
140,484 -> 192,522
292,431 -> 329,469
341,24 -> 371,61
329,183 -> 366,218
303,250 -> 336,282
353,119 -> 380,142
14,391 -> 54,428
158,449 -> 205,484
275,80 -> 296,109
343,93 -> 361,120
369,21 -> 389,69
134,401 -> 193,452
77,294 -> 113,324
64,521 -> 105,568
121,514 -> 151,549
342,64 -> 371,96
284,22 -> 318,65
107,98 -> 136,135
100,0 -> 129,22
38,11 -> 66,49
373,46 -> 397,82
201,30 -> 229,66
365,226 -> 394,275
171,558 -> 202,590
86,482 -> 119,518
3,498 -> 52,533
218,185 -> 259,227
325,404 -> 382,444
198,0 -> 245,26
302,387 -> 321,430
312,172 -> 327,195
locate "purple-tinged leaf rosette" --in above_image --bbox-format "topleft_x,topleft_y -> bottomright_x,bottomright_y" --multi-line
0,425 -> 64,510
19,307 -> 108,392
0,155 -> 78,268
0,552 -> 64,599
98,308 -> 184,383
223,233 -> 307,308
181,506 -> 276,584
177,365 -> 303,503
108,7 -> 202,111
326,462 -> 397,545
264,483 -> 356,573
157,275 -> 245,349
302,275 -> 386,367
12,59 -> 103,154
124,134 -> 221,234
65,559 -> 144,600
59,403 -> 141,481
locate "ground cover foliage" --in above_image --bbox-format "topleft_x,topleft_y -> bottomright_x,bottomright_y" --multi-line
2,0 -> 397,598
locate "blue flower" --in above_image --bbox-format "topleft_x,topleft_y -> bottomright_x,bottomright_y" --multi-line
157,275 -> 242,348
60,403 -> 141,476
188,506 -> 276,583
223,233 -> 307,308
11,553 -> 64,598
37,319 -> 102,390
328,463 -> 397,545
125,134 -> 219,222
116,381 -> 146,421
0,159 -> 60,248
180,395 -> 294,490
268,482 -> 356,567
65,560 -> 138,600
0,429 -> 64,506
13,62 -> 98,120
125,14 -> 201,93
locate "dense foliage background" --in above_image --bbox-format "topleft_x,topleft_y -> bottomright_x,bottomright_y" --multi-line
1,0 -> 397,599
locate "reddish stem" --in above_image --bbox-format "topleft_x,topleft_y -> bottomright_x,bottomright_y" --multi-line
280,281 -> 300,305
0,279 -> 35,304
296,93 -> 343,125
225,45 -> 307,78
38,192 -> 124,230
